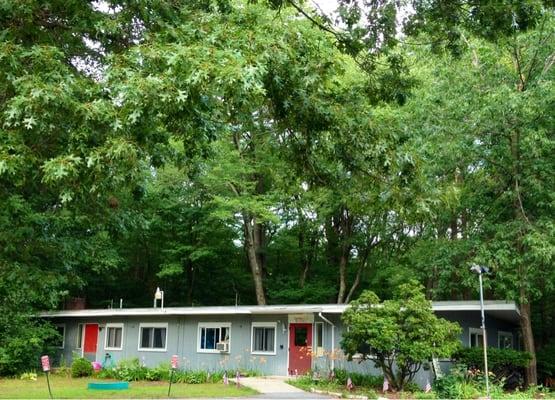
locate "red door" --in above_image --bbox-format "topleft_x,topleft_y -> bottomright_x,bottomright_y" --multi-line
83,324 -> 99,361
289,323 -> 312,375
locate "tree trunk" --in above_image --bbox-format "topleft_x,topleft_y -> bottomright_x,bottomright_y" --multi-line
345,246 -> 370,303
510,123 -> 537,385
520,299 -> 537,386
297,209 -> 316,288
333,208 -> 354,304
243,214 -> 267,305
337,248 -> 350,304
231,131 -> 267,306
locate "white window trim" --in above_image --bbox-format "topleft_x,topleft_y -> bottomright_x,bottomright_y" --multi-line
498,331 -> 513,349
197,322 -> 231,353
56,324 -> 66,349
469,327 -> 484,347
138,322 -> 168,352
251,322 -> 277,356
314,322 -> 324,347
76,323 -> 84,349
104,323 -> 124,351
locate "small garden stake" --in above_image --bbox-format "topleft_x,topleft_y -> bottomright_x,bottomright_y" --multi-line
168,355 -> 178,397
41,355 -> 53,399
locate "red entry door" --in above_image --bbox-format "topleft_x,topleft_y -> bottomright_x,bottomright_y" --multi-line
83,324 -> 99,361
289,323 -> 312,375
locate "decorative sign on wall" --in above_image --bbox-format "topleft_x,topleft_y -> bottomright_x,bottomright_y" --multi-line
288,314 -> 314,323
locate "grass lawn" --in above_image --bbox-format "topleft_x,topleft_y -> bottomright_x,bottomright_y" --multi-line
0,375 -> 258,399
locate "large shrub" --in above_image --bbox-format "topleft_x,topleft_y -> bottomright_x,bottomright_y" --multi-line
0,317 -> 59,376
341,281 -> 461,391
71,357 -> 93,378
453,347 -> 531,388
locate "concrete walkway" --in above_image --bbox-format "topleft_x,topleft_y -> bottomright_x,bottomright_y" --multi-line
231,376 -> 335,399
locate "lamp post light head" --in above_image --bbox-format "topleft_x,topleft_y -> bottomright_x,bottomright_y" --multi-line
470,264 -> 489,274
155,287 -> 163,300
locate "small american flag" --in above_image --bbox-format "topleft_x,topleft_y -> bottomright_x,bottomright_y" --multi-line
346,377 -> 354,391
382,377 -> 389,392
223,371 -> 228,385
425,378 -> 432,393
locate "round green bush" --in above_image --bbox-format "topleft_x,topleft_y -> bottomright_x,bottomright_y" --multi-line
71,357 -> 93,378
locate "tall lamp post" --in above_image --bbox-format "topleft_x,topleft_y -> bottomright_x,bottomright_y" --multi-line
470,264 -> 490,398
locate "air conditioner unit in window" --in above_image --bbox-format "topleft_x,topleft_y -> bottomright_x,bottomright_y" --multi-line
216,342 -> 229,352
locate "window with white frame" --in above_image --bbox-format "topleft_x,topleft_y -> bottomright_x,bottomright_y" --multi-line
138,323 -> 167,351
498,331 -> 513,349
469,328 -> 484,348
105,323 -> 124,350
314,322 -> 324,356
251,322 -> 276,355
198,323 -> 230,352
76,324 -> 84,349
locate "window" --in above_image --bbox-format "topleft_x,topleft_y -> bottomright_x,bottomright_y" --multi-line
469,328 -> 484,348
251,323 -> 276,355
498,331 -> 513,349
138,323 -> 167,351
105,323 -> 124,350
76,324 -> 84,349
314,322 -> 324,356
294,326 -> 308,346
197,323 -> 230,353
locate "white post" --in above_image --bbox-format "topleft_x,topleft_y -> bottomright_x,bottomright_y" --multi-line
478,272 -> 490,398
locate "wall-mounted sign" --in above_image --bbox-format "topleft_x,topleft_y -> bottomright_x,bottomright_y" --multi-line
288,314 -> 314,323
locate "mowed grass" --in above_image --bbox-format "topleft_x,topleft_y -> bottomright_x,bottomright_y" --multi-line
0,375 -> 258,399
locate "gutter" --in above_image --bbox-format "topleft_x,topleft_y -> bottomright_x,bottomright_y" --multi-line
318,312 -> 335,371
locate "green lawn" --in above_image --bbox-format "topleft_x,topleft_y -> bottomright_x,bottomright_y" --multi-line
0,376 -> 258,399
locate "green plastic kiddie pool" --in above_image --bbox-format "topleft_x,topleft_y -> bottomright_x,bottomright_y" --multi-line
87,381 -> 129,390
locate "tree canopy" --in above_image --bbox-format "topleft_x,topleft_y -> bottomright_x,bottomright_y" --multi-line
0,0 -> 553,383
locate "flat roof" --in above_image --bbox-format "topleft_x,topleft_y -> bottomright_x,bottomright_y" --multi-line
40,301 -> 519,322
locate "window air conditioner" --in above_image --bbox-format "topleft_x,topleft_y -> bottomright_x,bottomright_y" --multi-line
216,342 -> 229,352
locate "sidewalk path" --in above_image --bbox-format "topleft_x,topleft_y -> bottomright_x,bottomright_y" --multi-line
231,376 -> 335,399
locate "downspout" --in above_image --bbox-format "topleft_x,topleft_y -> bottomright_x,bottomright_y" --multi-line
318,312 -> 335,372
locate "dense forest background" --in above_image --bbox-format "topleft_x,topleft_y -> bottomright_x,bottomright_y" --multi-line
0,0 -> 553,383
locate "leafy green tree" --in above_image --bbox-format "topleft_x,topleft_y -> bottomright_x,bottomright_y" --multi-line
398,13 -> 554,384
0,0 -> 183,372
341,281 -> 461,391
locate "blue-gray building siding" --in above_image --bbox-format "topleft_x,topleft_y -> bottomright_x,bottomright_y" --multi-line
435,311 -> 519,348
51,310 -> 519,378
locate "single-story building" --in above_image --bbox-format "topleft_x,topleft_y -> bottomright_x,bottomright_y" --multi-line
42,301 -> 520,384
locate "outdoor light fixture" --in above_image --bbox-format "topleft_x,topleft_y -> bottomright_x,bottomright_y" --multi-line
153,287 -> 164,310
470,264 -> 490,398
